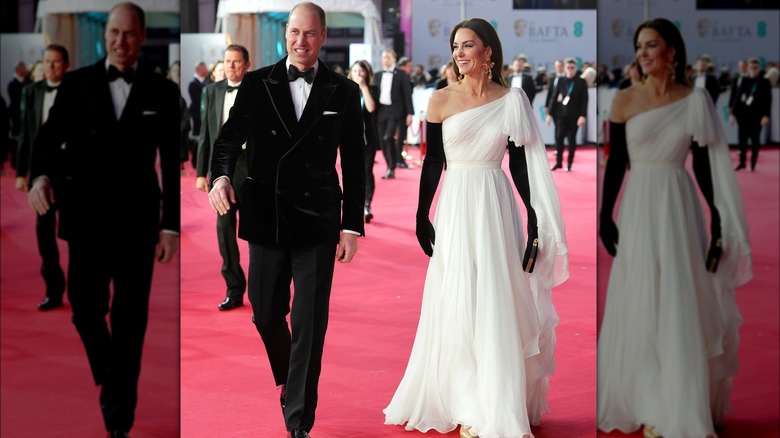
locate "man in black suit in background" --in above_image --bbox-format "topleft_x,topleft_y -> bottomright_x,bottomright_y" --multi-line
545,59 -> 564,113
6,62 -> 30,170
692,54 -> 720,105
195,44 -> 251,311
728,59 -> 748,110
546,57 -> 588,171
208,3 -> 364,437
27,3 -> 180,437
15,44 -> 70,311
729,57 -> 771,172
375,48 -> 414,179
508,53 -> 537,106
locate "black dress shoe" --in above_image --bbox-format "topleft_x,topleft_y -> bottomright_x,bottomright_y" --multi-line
551,163 -> 562,171
364,207 -> 373,224
565,166 -> 572,172
218,296 -> 243,311
735,163 -> 746,171
287,430 -> 310,438
108,430 -> 129,438
38,296 -> 63,311
382,169 -> 395,179
397,161 -> 410,169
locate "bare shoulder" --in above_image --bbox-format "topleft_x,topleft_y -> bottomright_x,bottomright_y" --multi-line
609,88 -> 633,123
426,89 -> 450,123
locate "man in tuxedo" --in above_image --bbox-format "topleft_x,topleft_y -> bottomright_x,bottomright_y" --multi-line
508,54 -> 537,106
546,57 -> 588,171
545,59 -> 564,112
375,49 -> 414,179
692,54 -> 720,105
15,44 -> 70,311
195,44 -> 251,311
728,59 -> 748,110
208,3 -> 364,437
729,58 -> 771,172
188,62 -> 208,148
6,62 -> 30,170
27,3 -> 180,437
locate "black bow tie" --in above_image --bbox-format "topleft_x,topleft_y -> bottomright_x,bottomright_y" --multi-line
45,85 -> 58,92
287,64 -> 315,84
226,85 -> 238,93
107,65 -> 134,83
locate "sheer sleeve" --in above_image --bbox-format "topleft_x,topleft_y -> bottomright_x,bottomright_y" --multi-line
504,88 -> 569,288
687,88 -> 752,288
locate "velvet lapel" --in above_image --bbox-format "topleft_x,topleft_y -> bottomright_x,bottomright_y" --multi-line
33,81 -> 45,129
87,60 -> 119,125
262,58 -> 297,138
296,62 -> 336,137
120,67 -> 146,123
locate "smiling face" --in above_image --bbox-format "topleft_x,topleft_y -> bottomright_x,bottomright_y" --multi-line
635,28 -> 674,79
105,4 -> 146,70
452,28 -> 490,79
286,5 -> 326,71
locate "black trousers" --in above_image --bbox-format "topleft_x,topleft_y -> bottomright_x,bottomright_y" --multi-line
218,154 -> 248,298
67,238 -> 156,432
378,105 -> 402,170
736,116 -> 762,168
364,144 -> 376,207
36,204 -> 65,298
248,242 -> 335,432
554,116 -> 579,167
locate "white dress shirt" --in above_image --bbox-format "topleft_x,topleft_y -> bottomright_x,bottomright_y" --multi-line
287,59 -> 318,121
106,59 -> 137,120
379,69 -> 394,105
42,81 -> 60,124
223,80 -> 247,150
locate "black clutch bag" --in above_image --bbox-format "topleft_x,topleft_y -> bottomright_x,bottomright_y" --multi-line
524,238 -> 539,273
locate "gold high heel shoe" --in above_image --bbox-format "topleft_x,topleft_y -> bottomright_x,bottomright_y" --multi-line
460,425 -> 478,438
643,425 -> 662,438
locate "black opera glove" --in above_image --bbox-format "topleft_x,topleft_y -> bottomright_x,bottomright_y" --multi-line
691,139 -> 722,273
507,141 -> 538,273
599,122 -> 628,257
415,122 -> 446,257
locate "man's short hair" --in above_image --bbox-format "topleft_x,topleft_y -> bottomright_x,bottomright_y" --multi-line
225,44 -> 250,63
45,44 -> 69,64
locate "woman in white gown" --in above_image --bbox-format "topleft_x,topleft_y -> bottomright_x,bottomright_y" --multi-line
598,18 -> 751,438
383,18 -> 568,438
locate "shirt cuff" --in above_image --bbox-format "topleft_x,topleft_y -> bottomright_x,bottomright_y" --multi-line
212,175 -> 231,187
342,229 -> 360,236
162,229 -> 180,236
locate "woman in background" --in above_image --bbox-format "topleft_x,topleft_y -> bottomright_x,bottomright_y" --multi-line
347,60 -> 380,224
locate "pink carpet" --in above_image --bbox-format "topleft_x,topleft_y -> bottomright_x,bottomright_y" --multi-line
179,147 -> 598,437
0,174 -> 180,437
596,147 -> 780,438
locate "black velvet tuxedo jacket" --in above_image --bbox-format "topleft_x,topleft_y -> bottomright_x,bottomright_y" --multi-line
29,59 -> 180,244
210,58 -> 366,246
16,80 -> 49,178
373,68 -> 414,118
547,76 -> 589,122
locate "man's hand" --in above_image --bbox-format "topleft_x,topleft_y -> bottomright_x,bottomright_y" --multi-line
208,178 -> 235,215
28,178 -> 55,215
156,232 -> 179,263
577,116 -> 586,126
761,116 -> 770,127
195,176 -> 209,193
546,115 -> 552,126
15,176 -> 28,192
336,232 -> 358,263
729,115 -> 736,126
406,114 -> 413,126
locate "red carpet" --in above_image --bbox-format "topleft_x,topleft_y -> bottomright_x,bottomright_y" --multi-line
180,147 -> 598,437
596,147 -> 780,438
0,174 -> 180,437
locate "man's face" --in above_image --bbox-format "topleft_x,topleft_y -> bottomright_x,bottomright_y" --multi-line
428,20 -> 441,37
223,49 -> 250,83
196,63 -> 208,77
748,62 -> 761,78
286,6 -> 326,71
105,5 -> 146,69
43,49 -> 68,83
382,51 -> 396,70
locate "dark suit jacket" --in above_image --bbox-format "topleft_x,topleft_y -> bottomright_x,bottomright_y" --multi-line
728,74 -> 746,109
508,72 -> 537,106
731,76 -> 772,120
547,76 -> 588,122
30,59 -> 180,244
188,77 -> 205,135
545,74 -> 563,109
374,69 -> 414,119
210,58 -> 365,245
693,73 -> 720,105
197,79 -> 234,179
362,85 -> 380,151
16,80 -> 48,178
8,77 -> 29,136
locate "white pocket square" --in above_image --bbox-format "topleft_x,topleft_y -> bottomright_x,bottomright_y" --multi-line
322,111 -> 338,115
142,110 -> 158,115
